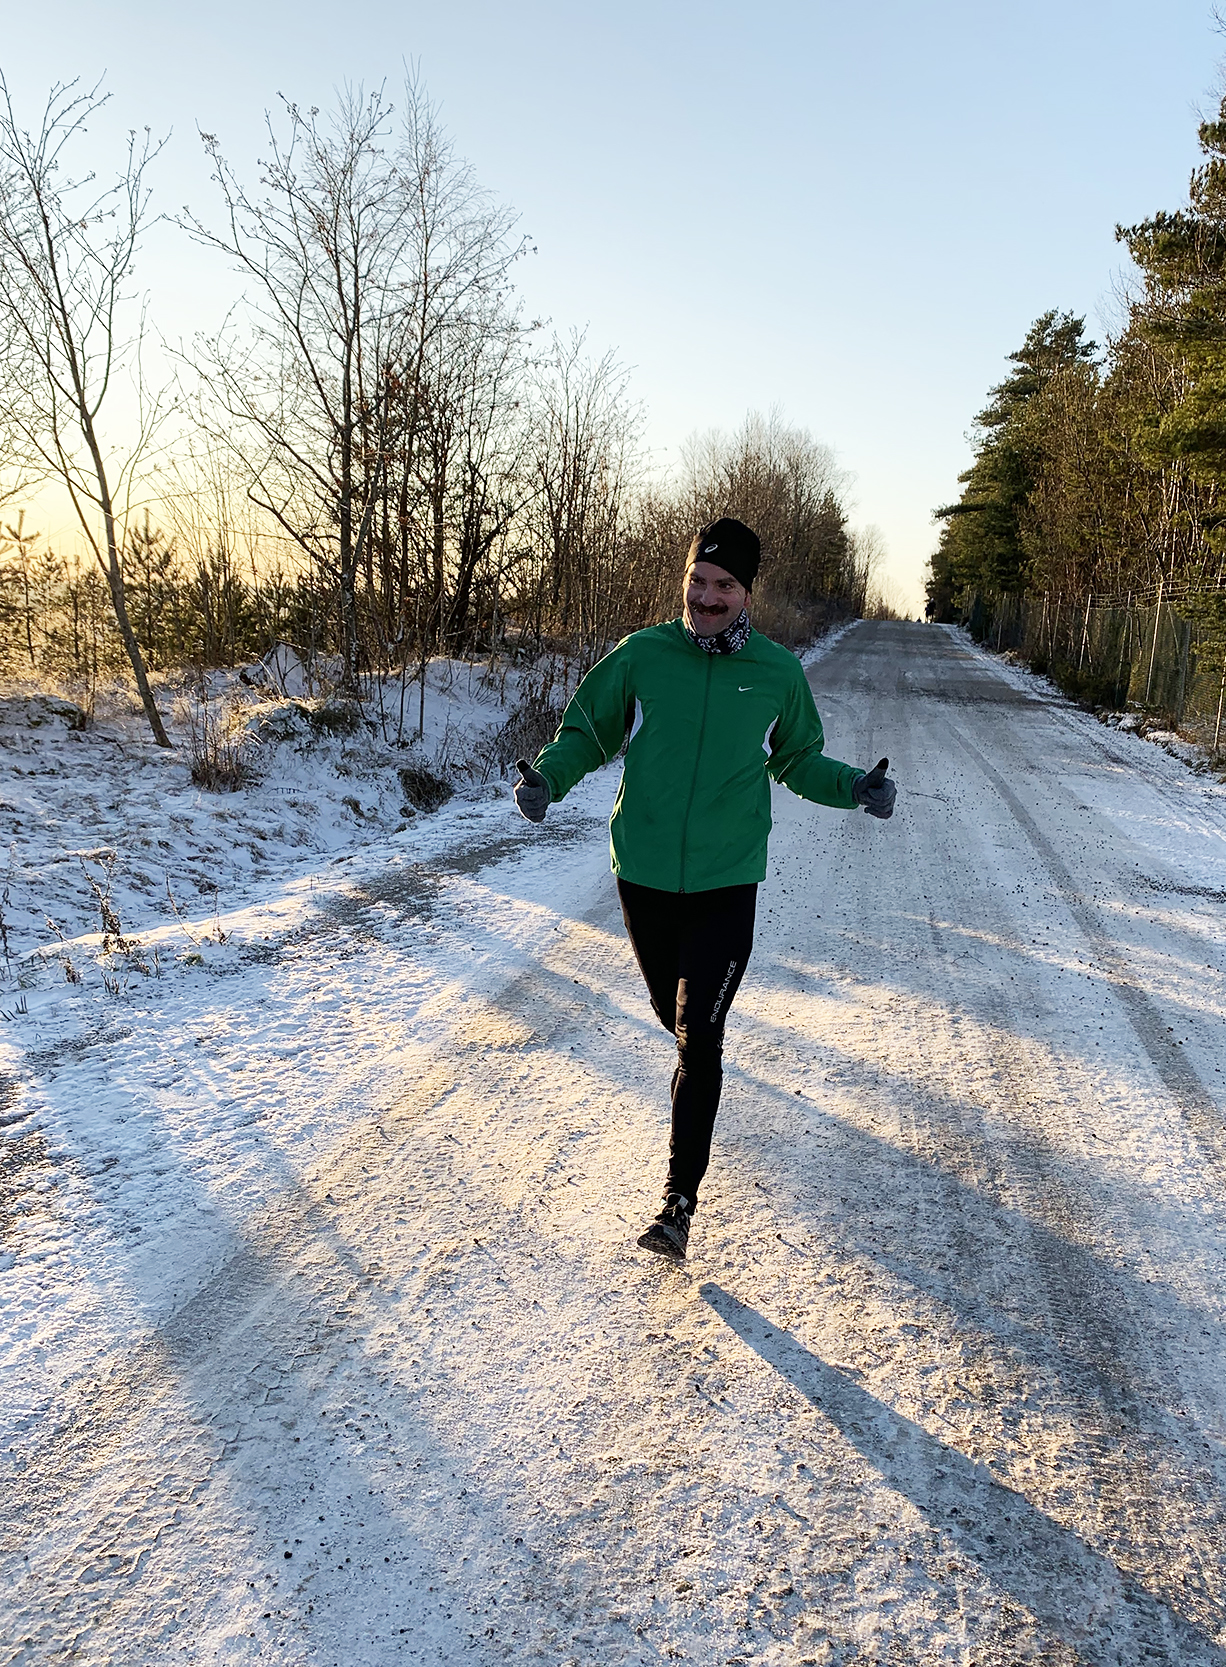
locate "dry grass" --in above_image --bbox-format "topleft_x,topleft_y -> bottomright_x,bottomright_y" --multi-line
180,691 -> 257,791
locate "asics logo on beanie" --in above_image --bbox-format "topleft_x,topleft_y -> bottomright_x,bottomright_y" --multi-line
688,517 -> 760,591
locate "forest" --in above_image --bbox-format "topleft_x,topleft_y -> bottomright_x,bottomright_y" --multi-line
0,74 -> 876,750
927,88 -> 1226,750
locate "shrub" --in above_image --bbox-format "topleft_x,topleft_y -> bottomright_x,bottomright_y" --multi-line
303,699 -> 366,736
190,741 -> 254,790
185,699 -> 256,790
397,762 -> 453,812
1048,660 -> 1129,711
490,693 -> 565,775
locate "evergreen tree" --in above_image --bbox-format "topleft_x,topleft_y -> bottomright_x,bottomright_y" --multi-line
928,312 -> 1098,616
1120,98 -> 1226,491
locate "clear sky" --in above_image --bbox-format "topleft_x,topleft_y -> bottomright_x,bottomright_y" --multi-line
2,0 -> 1221,610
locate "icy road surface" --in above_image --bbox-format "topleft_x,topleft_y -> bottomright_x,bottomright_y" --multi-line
3,620 -> 1226,1665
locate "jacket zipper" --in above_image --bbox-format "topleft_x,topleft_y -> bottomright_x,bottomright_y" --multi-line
678,654 -> 713,892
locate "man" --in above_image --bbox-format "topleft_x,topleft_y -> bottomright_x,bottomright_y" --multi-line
513,517 -> 896,1260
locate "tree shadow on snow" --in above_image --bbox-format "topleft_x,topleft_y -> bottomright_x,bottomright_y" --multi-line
702,1281 -> 1226,1667
703,1049 -> 1226,1626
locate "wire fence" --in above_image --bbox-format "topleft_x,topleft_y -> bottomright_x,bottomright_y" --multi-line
964,584 -> 1226,755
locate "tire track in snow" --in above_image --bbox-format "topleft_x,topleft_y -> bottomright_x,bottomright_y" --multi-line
1,889 -> 661,1666
770,622 -> 1226,1656
946,724 -> 1225,1168
8,623 -> 1226,1664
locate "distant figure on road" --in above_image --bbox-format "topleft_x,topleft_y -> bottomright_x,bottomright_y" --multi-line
514,518 -> 896,1260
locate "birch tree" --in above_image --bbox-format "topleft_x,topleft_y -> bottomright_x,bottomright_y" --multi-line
0,74 -> 171,743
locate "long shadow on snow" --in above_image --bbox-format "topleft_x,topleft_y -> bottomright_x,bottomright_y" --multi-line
787,624 -> 1225,1539
1,875 -> 630,1661
9,824 -> 631,1484
445,929 -> 1226,1582
298,815 -> 602,942
718,1010 -> 1222,1428
749,850 -> 1226,1180
3,807 -> 608,1379
757,812 -> 1226,1101
420,892 -> 1226,1436
9,909 -> 1217,1656
734,957 -> 1226,1325
704,1053 -> 1226,1640
703,1282 -> 1226,1667
0,1111 -> 623,1662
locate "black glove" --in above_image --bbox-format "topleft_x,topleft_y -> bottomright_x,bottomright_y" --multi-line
852,756 -> 896,820
514,757 -> 550,823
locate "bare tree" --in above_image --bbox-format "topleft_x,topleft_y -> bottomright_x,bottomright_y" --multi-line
524,331 -> 643,659
0,74 -> 171,743
184,87 -> 406,690
676,411 -> 861,640
185,76 -> 527,694
384,79 -> 531,666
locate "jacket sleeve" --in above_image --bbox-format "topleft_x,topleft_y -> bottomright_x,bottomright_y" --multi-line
767,663 -> 863,809
531,639 -> 634,802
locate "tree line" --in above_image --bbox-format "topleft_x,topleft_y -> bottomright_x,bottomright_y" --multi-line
927,81 -> 1226,676
0,74 -> 873,743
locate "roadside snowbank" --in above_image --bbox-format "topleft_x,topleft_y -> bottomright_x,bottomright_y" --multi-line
0,655 -> 562,971
800,617 -> 857,667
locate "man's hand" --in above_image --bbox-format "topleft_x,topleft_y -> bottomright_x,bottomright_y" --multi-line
852,756 -> 896,820
514,757 -> 550,823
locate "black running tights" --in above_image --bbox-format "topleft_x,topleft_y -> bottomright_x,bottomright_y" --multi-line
616,879 -> 758,1209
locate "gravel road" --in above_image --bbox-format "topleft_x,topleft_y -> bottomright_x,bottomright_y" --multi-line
4,620 -> 1224,1665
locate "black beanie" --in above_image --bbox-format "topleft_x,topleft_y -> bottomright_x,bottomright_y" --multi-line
688,517 -> 761,591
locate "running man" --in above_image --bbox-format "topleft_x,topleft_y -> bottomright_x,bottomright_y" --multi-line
513,518 -> 896,1259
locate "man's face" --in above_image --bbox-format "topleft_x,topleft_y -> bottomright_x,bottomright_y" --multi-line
683,561 -> 749,638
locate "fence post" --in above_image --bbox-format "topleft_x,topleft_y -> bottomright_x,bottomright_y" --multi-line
1145,575 -> 1165,706
1215,651 -> 1226,756
1116,595 -> 1131,705
1174,615 -> 1191,730
1078,593 -> 1092,670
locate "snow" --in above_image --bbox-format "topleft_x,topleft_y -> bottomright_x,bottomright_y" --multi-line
800,618 -> 857,668
2,620 -> 1225,1664
0,654 -> 552,963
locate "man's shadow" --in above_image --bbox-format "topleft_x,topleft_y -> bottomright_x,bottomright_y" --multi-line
700,1282 -> 1225,1666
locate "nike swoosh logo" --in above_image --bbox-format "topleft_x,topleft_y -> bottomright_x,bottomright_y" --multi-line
738,685 -> 753,692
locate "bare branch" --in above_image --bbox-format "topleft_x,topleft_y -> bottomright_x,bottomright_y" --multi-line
0,70 -> 172,743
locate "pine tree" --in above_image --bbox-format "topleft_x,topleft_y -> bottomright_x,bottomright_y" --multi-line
928,312 -> 1098,615
1120,98 -> 1226,485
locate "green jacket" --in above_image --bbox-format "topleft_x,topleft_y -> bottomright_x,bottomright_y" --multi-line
533,619 -> 862,892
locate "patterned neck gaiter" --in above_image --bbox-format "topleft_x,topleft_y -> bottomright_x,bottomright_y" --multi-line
684,608 -> 752,655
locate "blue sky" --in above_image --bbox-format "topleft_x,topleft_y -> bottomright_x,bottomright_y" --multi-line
2,0 -> 1220,609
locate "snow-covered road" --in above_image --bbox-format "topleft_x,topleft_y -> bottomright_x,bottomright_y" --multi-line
3,620 -> 1226,1665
